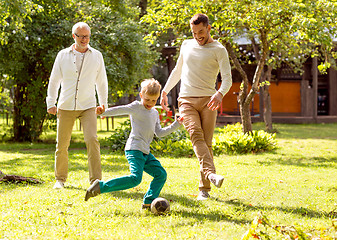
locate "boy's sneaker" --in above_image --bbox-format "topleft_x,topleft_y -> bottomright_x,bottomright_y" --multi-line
53,180 -> 64,189
85,179 -> 101,201
197,190 -> 210,201
208,173 -> 224,188
141,204 -> 151,210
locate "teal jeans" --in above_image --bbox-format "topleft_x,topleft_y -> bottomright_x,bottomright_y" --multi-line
99,150 -> 167,204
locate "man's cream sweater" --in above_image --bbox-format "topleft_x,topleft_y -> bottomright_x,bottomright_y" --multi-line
163,39 -> 232,97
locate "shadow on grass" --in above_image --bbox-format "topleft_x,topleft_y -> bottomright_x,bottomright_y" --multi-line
96,190 -> 251,224
255,156 -> 337,169
0,148 -> 129,176
225,198 -> 331,219
252,123 -> 337,140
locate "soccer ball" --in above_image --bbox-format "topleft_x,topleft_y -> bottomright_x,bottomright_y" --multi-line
150,197 -> 170,215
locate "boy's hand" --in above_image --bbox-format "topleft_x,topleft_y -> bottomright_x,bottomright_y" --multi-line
95,105 -> 105,117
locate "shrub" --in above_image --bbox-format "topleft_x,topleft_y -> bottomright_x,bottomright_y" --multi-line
104,119 -> 193,157
213,123 -> 278,155
105,120 -> 277,156
150,129 -> 194,157
105,119 -> 131,152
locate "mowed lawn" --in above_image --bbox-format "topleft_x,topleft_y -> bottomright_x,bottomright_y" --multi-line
0,122 -> 337,239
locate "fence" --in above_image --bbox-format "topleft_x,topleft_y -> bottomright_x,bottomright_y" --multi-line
0,111 -> 116,132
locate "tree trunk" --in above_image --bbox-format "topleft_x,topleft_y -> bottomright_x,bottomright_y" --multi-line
0,170 -> 42,184
241,98 -> 252,132
262,66 -> 273,132
13,82 -> 31,142
12,78 -> 46,142
139,0 -> 147,18
223,31 -> 269,133
224,41 -> 252,132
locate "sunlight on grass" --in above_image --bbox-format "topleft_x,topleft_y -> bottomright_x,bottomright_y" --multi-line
1,123 -> 337,239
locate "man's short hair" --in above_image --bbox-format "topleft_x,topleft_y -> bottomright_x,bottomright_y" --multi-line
190,13 -> 209,27
72,22 -> 91,34
141,78 -> 161,96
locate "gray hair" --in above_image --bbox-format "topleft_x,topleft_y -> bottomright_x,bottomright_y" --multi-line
72,22 -> 91,34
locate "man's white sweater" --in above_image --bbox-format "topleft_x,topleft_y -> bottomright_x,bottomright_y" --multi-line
163,39 -> 232,97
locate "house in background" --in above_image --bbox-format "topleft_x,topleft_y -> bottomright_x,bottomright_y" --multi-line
161,40 -> 337,125
217,57 -> 337,124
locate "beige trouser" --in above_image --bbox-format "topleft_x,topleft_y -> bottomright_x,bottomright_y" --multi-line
178,97 -> 217,192
55,108 -> 101,184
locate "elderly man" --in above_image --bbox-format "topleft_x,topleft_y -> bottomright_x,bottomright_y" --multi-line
46,22 -> 108,189
160,14 -> 232,200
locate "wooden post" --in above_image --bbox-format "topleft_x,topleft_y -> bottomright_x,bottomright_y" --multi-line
312,57 -> 318,121
162,47 -> 178,109
329,67 -> 337,115
301,61 -> 313,117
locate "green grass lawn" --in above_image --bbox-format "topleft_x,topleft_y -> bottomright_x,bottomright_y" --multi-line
1,122 -> 337,239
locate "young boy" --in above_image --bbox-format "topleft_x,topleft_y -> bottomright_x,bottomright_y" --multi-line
85,78 -> 183,209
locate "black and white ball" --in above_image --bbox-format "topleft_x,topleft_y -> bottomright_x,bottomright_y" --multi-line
150,197 -> 170,215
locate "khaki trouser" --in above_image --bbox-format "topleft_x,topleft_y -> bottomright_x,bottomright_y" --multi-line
178,97 -> 217,192
55,108 -> 101,184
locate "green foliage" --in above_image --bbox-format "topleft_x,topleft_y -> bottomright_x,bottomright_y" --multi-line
142,0 -> 337,133
213,123 -> 277,155
150,128 -> 193,157
105,119 -> 131,152
156,107 -> 174,126
105,118 -> 194,157
105,120 -> 277,156
0,0 -> 39,44
0,75 -> 12,113
0,0 -> 157,141
84,2 -> 159,99
242,211 -> 336,239
144,0 -> 337,68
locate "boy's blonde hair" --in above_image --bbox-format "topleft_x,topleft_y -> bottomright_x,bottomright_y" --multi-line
140,78 -> 161,96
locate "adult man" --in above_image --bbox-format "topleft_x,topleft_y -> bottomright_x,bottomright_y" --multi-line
160,14 -> 232,200
46,22 -> 108,189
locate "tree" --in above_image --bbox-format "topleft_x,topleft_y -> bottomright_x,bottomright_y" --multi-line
0,0 -> 157,141
142,0 -> 337,133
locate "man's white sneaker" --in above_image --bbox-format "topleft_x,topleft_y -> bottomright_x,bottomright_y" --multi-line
197,190 -> 210,201
208,173 -> 224,188
53,180 -> 65,189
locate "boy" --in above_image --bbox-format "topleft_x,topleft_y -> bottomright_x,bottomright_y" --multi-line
85,79 -> 183,209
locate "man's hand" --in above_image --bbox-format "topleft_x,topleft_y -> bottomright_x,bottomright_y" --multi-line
207,91 -> 223,111
47,106 -> 57,115
160,91 -> 170,112
95,105 -> 106,118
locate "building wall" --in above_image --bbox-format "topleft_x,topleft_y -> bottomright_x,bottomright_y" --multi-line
220,81 -> 301,114
269,81 -> 301,113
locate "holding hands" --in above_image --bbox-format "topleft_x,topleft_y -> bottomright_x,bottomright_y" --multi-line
95,105 -> 106,117
175,114 -> 184,125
